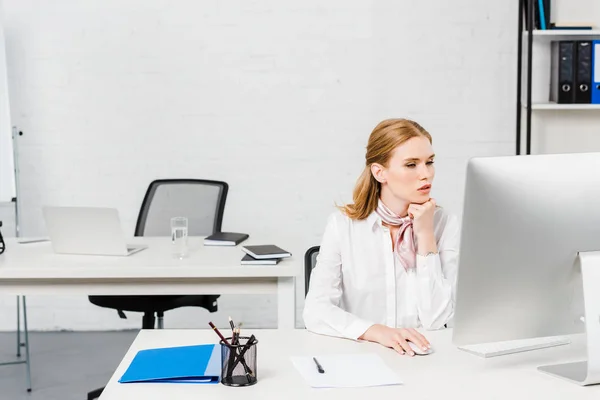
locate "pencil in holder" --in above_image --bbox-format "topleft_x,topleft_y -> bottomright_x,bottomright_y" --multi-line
220,336 -> 258,387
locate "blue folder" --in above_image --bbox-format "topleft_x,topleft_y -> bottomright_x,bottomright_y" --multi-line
118,344 -> 221,384
593,41 -> 600,105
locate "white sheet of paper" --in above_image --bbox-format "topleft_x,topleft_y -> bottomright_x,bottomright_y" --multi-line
290,353 -> 403,388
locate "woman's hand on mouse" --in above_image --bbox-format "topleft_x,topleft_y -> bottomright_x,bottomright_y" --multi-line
359,324 -> 430,356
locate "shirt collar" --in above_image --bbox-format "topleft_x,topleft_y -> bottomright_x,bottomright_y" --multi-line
366,210 -> 383,230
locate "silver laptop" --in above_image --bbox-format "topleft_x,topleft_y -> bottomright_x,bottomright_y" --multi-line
42,206 -> 147,256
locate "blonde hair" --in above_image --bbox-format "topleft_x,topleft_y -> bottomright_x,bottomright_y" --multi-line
341,118 -> 432,220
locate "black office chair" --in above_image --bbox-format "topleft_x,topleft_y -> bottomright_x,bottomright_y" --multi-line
304,246 -> 320,297
86,179 -> 228,400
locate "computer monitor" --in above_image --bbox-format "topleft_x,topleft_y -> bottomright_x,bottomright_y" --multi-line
452,152 -> 600,386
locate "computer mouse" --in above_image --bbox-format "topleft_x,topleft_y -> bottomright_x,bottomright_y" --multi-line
408,341 -> 433,356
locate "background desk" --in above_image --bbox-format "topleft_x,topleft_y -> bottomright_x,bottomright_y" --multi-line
100,328 -> 599,400
0,237 -> 302,328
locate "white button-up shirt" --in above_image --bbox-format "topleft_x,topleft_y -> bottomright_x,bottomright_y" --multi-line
303,207 -> 460,340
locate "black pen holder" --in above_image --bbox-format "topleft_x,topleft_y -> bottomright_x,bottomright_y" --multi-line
220,336 -> 258,387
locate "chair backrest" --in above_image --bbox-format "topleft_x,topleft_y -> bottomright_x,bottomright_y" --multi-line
134,179 -> 228,237
304,245 -> 320,297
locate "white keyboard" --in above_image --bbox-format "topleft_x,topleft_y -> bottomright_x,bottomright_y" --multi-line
458,336 -> 571,358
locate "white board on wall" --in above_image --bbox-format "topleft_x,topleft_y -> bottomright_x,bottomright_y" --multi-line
0,0 -> 15,203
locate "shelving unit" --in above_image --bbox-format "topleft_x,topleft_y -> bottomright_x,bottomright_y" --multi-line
531,103 -> 600,110
525,29 -> 600,39
516,0 -> 600,155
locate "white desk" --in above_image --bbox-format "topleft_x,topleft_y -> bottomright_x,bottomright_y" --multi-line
99,328 -> 600,400
0,237 -> 303,329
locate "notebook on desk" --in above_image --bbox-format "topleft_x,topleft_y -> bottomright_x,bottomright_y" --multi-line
204,232 -> 249,246
241,244 -> 291,259
241,254 -> 281,265
119,344 -> 220,384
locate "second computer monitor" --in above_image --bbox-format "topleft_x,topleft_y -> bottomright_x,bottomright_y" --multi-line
452,152 -> 600,347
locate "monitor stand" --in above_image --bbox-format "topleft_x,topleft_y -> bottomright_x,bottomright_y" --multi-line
538,251 -> 600,386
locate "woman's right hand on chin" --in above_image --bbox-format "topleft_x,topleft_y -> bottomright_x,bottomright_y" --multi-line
359,324 -> 430,356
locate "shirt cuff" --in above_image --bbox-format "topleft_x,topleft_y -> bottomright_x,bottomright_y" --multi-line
345,318 -> 376,341
416,253 -> 443,281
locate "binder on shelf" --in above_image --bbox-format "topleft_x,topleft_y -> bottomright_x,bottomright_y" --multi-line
575,41 -> 592,104
118,344 -> 220,384
542,0 -> 551,29
537,0 -> 547,30
523,0 -> 541,30
593,40 -> 600,104
558,41 -> 575,104
523,0 -> 551,30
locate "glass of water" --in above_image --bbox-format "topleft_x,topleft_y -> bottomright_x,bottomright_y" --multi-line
170,217 -> 188,258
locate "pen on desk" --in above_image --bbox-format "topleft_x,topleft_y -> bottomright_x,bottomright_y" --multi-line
313,357 -> 325,374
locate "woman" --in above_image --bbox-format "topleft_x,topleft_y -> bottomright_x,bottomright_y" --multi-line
303,118 -> 460,356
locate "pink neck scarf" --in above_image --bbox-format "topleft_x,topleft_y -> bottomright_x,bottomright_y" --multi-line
375,199 -> 416,271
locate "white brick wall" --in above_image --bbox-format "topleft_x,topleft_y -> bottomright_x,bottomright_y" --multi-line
0,0 -> 596,331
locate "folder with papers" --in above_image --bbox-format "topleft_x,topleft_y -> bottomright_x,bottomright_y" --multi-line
119,344 -> 221,384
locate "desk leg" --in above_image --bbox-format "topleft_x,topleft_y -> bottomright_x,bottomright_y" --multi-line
277,277 -> 296,329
